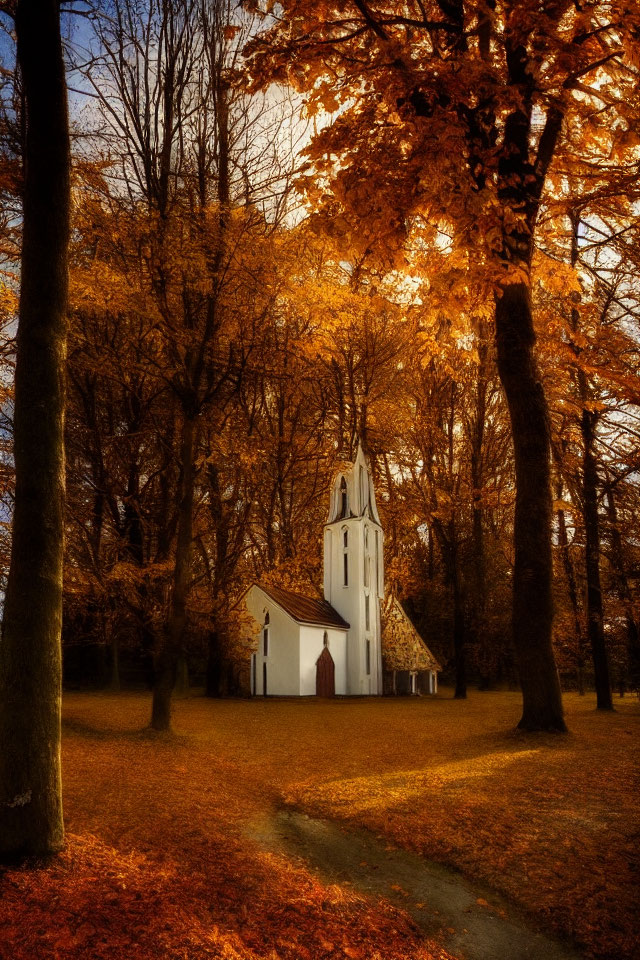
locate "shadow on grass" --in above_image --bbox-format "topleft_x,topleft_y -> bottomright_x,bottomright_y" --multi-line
61,716 -> 189,747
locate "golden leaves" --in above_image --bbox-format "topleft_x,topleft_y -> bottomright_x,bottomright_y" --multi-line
0,280 -> 17,320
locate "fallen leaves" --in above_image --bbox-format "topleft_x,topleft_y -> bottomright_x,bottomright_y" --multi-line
1,689 -> 637,960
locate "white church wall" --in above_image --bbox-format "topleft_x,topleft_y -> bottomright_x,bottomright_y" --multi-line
246,586 -> 301,696
323,527 -> 332,603
299,626 -> 347,695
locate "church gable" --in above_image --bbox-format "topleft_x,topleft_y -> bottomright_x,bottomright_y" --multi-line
245,582 -> 349,697
381,597 -> 441,673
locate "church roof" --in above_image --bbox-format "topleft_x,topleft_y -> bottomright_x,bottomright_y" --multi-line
256,583 -> 350,630
381,597 -> 441,672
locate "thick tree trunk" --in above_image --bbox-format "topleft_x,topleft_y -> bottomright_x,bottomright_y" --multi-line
151,415 -> 196,730
580,406 -> 613,709
495,283 -> 566,731
0,0 -> 70,858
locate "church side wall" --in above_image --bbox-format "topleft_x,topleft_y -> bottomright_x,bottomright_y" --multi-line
246,588 -> 301,695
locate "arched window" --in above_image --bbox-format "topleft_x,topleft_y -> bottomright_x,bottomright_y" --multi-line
342,528 -> 349,586
263,612 -> 270,656
364,527 -> 369,587
365,593 -> 370,631
340,476 -> 348,518
323,631 -> 329,647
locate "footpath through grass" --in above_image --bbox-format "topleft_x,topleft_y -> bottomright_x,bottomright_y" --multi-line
0,689 -> 637,960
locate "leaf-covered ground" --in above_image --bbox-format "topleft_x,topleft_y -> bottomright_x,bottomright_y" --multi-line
0,690 -> 637,960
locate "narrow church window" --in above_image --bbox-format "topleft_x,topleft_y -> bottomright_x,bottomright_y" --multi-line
364,528 -> 369,587
343,528 -> 348,586
365,593 -> 370,630
323,631 -> 328,647
340,476 -> 348,518
360,465 -> 366,511
375,531 -> 380,593
365,639 -> 371,675
263,612 -> 270,656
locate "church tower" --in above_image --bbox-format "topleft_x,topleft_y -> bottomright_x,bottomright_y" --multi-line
323,445 -> 384,694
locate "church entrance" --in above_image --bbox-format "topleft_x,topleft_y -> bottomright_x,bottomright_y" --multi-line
316,646 -> 335,697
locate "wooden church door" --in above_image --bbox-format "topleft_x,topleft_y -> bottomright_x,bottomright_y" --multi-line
316,643 -> 335,697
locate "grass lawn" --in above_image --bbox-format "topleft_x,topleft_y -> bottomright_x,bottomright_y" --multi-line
0,689 -> 637,960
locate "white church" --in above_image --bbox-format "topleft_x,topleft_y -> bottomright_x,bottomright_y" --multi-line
244,445 -> 440,697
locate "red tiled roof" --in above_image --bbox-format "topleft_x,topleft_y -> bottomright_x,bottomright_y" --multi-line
256,583 -> 350,630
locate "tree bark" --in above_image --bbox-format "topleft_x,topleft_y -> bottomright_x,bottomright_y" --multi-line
490,25 -> 566,732
0,0 -> 70,858
605,485 -> 640,693
206,628 -> 224,697
495,284 -> 566,731
580,405 -> 612,709
468,333 -> 489,679
452,564 -> 467,699
554,471 -> 586,694
151,415 -> 196,730
109,632 -> 121,692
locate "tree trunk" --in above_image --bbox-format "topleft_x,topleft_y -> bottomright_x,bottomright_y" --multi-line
494,283 -> 566,731
568,210 -> 612,711
605,485 -> 640,693
452,567 -> 467,699
469,333 -> 489,676
109,632 -> 121,692
151,415 -> 196,730
554,475 -> 586,694
580,405 -> 613,709
0,0 -> 70,858
174,656 -> 189,697
206,628 -> 224,697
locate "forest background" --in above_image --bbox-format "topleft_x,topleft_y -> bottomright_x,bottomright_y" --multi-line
0,0 -> 638,733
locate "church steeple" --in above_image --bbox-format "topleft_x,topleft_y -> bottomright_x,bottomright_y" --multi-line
326,442 -> 382,524
323,444 -> 384,694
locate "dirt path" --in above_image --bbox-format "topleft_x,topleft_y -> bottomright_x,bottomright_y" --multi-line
251,809 -> 585,960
